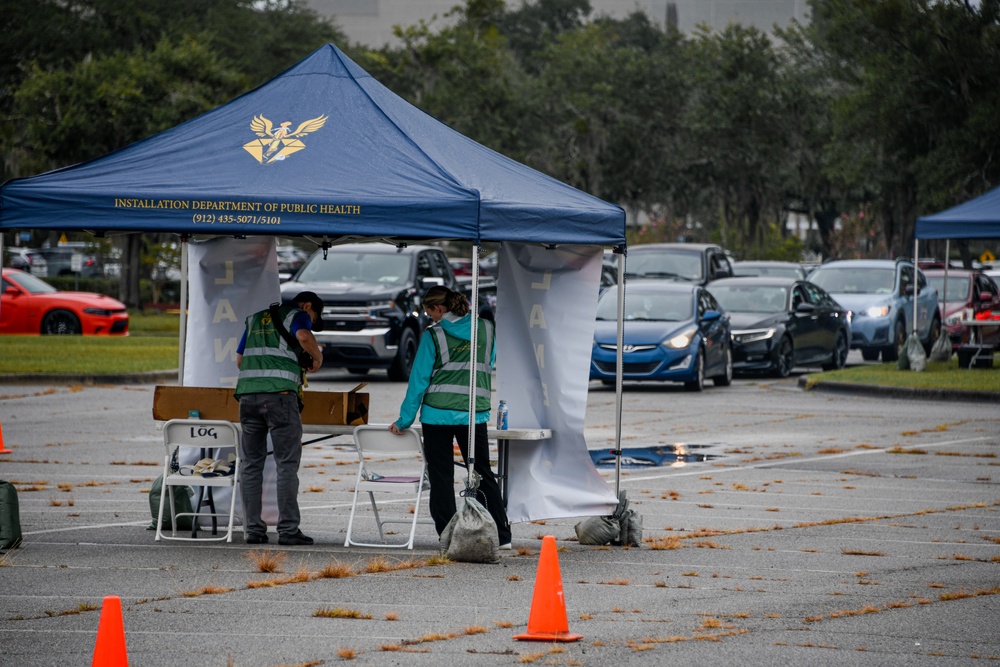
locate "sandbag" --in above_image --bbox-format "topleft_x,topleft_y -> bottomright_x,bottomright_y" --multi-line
0,480 -> 23,550
929,331 -> 952,363
575,491 -> 628,545
575,514 -> 620,545
906,333 -> 927,372
616,507 -> 643,547
576,490 -> 642,547
439,472 -> 499,563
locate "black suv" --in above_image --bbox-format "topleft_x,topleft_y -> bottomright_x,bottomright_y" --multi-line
280,244 -> 461,380
625,243 -> 734,286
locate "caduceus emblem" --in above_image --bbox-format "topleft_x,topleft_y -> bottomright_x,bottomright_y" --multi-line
243,114 -> 328,164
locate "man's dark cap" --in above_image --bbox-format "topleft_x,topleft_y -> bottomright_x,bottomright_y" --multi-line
292,291 -> 324,331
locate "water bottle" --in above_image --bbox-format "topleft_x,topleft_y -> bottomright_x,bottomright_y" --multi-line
496,399 -> 509,431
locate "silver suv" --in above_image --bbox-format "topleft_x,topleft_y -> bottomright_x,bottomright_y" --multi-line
808,259 -> 941,361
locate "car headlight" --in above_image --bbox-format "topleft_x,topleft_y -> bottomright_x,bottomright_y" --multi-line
945,308 -> 973,326
663,326 -> 697,349
732,328 -> 775,344
864,305 -> 891,318
84,308 -> 112,316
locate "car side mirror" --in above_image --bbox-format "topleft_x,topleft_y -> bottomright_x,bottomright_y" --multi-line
4,287 -> 19,296
903,285 -> 915,296
794,302 -> 816,313
979,292 -> 993,302
701,309 -> 722,322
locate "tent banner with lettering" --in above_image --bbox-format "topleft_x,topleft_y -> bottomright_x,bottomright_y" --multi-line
184,237 -> 281,524
496,243 -> 618,522
184,237 -> 280,387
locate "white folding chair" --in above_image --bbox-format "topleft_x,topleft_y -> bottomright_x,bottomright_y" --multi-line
155,419 -> 241,543
344,425 -> 430,549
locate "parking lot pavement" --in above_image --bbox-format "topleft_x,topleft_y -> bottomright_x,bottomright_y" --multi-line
0,379 -> 998,666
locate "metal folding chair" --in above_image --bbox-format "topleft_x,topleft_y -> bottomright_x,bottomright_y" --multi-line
344,425 -> 430,549
155,419 -> 241,543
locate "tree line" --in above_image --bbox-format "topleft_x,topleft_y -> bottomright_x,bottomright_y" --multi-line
3,0 -> 999,305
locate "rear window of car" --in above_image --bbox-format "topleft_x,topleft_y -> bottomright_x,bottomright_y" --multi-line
626,250 -> 703,282
711,285 -> 788,313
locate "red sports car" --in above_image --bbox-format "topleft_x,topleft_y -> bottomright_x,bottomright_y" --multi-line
1,267 -> 129,335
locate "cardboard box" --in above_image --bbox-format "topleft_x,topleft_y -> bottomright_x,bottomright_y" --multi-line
153,384 -> 369,425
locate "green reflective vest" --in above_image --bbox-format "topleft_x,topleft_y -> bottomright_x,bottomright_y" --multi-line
234,305 -> 303,398
423,319 -> 494,412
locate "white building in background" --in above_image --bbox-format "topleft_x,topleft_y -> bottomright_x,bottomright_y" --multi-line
307,0 -> 810,48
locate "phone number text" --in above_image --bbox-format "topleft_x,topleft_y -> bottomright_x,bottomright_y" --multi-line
192,214 -> 281,225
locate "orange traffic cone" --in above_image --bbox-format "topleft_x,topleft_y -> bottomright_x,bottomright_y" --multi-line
0,421 -> 10,454
92,595 -> 129,666
513,535 -> 583,642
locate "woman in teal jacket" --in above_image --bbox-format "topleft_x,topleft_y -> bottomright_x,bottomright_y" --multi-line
389,286 -> 511,548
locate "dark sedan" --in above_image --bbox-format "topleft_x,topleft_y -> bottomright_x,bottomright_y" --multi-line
590,281 -> 732,391
709,277 -> 849,377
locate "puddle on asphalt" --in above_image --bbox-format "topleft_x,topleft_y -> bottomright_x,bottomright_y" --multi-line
589,443 -> 725,468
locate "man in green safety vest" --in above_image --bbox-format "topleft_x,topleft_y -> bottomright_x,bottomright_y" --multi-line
235,291 -> 324,546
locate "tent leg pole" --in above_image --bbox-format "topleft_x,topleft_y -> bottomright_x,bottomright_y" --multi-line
913,238 -> 919,337
941,240 -> 949,328
614,248 -> 625,497
179,237 -> 188,385
466,244 -> 480,485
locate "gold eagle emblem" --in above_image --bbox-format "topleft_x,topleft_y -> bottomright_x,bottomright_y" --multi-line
243,114 -> 328,164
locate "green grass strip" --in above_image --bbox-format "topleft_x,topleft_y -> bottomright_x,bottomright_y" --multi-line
0,336 -> 178,374
814,358 -> 1000,392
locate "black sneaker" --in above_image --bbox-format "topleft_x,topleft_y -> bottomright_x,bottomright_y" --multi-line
278,530 -> 314,546
245,533 -> 268,545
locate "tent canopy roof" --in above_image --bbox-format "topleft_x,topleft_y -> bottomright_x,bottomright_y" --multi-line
915,185 -> 1000,240
0,44 -> 624,246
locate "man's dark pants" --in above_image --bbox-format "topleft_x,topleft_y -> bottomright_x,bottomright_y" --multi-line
238,392 -> 303,539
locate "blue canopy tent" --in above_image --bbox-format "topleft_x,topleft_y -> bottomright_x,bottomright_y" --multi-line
0,43 -> 633,522
915,185 -> 1000,240
0,43 -> 623,246
913,185 -> 1000,349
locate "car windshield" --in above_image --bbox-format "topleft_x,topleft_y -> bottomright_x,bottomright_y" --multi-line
295,252 -> 412,286
8,272 -> 57,294
711,285 -> 788,313
809,267 -> 894,294
596,291 -> 693,321
625,250 -> 702,281
735,265 -> 801,279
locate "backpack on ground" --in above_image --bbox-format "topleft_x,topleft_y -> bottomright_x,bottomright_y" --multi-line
0,480 -> 23,550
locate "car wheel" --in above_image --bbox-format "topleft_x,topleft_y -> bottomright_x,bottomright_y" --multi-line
822,330 -> 849,371
861,349 -> 881,362
882,320 -> 905,362
387,327 -> 417,381
347,367 -> 370,375
772,336 -> 793,378
684,348 -> 705,392
922,314 -> 941,355
713,344 -> 733,387
41,309 -> 81,335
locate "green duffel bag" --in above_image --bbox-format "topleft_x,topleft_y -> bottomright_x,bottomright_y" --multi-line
148,475 -> 195,531
0,479 -> 23,549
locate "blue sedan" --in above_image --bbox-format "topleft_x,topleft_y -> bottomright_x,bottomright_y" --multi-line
590,281 -> 733,391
